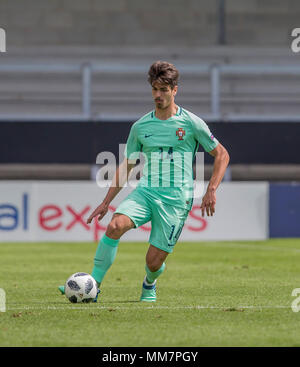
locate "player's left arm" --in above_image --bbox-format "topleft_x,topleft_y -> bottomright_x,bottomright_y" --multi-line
201,142 -> 230,217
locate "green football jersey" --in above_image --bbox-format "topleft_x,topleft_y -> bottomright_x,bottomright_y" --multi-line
124,106 -> 219,210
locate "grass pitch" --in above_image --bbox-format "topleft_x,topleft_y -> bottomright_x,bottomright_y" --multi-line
1,239 -> 300,347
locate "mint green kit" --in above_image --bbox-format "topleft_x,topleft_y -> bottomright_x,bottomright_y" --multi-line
115,107 -> 219,253
115,186 -> 189,253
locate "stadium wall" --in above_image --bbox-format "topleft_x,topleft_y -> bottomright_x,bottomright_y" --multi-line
0,0 -> 298,47
1,121 -> 300,165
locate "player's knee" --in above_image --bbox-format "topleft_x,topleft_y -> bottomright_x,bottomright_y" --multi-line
106,217 -> 129,238
106,221 -> 122,238
146,259 -> 162,272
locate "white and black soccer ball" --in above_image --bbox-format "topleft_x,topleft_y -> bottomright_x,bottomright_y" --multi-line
65,272 -> 98,303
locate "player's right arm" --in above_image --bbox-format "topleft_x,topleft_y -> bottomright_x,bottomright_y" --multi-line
86,158 -> 136,224
87,122 -> 141,224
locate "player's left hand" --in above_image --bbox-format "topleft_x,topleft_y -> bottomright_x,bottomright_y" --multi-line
200,189 -> 216,217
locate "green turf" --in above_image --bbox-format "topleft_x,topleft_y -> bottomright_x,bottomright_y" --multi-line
1,239 -> 300,347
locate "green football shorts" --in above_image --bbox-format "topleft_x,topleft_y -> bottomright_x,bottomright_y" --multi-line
114,187 -> 190,253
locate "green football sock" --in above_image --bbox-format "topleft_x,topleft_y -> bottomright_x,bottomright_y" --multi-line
91,234 -> 119,285
145,262 -> 166,284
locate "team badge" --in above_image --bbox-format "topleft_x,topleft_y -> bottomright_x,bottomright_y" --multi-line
176,128 -> 185,141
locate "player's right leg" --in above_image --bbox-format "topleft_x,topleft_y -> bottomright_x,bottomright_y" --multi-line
58,214 -> 134,299
91,213 -> 134,288
59,188 -> 151,300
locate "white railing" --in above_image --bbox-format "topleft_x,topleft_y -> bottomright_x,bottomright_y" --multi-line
0,62 -> 299,122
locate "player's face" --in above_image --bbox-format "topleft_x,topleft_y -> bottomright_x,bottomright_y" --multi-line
152,82 -> 177,109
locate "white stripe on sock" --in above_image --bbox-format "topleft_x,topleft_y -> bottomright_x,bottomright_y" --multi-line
144,276 -> 157,287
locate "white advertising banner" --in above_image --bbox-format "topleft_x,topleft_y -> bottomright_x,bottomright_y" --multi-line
0,181 -> 268,242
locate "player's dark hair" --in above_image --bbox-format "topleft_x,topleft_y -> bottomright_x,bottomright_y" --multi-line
148,61 -> 179,89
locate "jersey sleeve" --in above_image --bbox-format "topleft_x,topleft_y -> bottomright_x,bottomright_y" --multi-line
190,115 -> 219,152
124,123 -> 142,161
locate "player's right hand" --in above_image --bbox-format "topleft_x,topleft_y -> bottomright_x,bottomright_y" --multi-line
86,202 -> 109,224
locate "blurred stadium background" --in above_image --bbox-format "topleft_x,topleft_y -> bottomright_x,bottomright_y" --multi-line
0,0 -> 300,241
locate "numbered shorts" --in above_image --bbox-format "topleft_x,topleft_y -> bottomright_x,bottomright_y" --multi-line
114,187 -> 189,253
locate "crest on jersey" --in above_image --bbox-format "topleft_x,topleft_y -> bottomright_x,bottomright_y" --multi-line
176,128 -> 185,141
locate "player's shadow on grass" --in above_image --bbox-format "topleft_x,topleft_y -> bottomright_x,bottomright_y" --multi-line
100,300 -> 140,304
51,300 -> 141,304
47,300 -> 141,305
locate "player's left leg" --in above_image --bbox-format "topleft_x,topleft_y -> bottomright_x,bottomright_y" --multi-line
140,202 -> 189,302
140,245 -> 168,302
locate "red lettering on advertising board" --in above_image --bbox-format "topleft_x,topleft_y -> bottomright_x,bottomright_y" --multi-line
39,204 -> 119,241
66,205 -> 90,231
186,205 -> 207,231
140,223 -> 151,231
39,205 -> 63,231
38,203 -> 208,241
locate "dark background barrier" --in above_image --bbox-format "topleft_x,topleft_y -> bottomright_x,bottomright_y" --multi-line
269,183 -> 300,238
2,121 -> 300,164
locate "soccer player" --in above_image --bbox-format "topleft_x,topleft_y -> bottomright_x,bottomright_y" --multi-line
59,61 -> 230,302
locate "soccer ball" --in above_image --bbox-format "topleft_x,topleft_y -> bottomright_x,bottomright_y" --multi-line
64,272 -> 98,303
